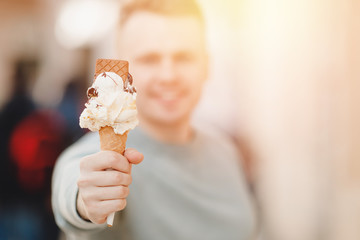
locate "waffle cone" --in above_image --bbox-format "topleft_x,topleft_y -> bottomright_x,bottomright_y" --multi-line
95,59 -> 128,83
99,126 -> 128,154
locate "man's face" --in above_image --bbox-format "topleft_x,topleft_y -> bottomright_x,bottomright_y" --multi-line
117,11 -> 208,126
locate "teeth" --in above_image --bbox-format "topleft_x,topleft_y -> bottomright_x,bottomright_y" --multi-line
162,95 -> 176,100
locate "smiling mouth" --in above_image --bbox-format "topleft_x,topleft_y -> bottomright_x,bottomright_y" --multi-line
153,91 -> 185,103
161,93 -> 180,101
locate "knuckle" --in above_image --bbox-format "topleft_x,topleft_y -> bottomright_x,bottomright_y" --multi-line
118,186 -> 129,197
105,158 -> 114,169
125,174 -> 132,185
80,192 -> 89,203
121,159 -> 130,172
81,192 -> 92,203
113,173 -> 132,186
109,150 -> 119,158
77,177 -> 88,188
106,152 -> 119,168
125,190 -> 130,198
117,199 -> 127,210
113,172 -> 123,184
122,187 -> 130,197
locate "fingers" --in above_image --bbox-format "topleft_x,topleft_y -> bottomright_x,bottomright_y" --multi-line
78,171 -> 132,187
80,151 -> 131,173
76,149 -> 143,224
81,186 -> 130,201
77,184 -> 129,224
80,149 -> 143,172
84,198 -> 127,224
124,148 -> 144,165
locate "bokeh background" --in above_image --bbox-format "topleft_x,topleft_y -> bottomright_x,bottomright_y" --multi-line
0,0 -> 359,239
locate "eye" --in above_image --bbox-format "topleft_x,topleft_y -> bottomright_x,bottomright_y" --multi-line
174,52 -> 195,63
137,53 -> 160,64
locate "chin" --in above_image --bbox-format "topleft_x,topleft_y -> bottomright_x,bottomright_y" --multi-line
138,99 -> 193,125
150,111 -> 190,126
157,115 -> 185,125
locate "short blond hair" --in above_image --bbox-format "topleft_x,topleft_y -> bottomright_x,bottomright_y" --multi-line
119,0 -> 204,26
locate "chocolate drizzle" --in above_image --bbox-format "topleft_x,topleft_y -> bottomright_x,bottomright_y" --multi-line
102,72 -> 118,85
127,73 -> 133,85
124,73 -> 137,94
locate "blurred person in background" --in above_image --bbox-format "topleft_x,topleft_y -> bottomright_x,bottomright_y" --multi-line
0,1 -> 100,239
0,60 -> 63,239
52,0 -> 257,239
0,60 -> 88,240
0,60 -> 36,199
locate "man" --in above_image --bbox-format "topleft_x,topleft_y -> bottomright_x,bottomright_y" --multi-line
52,0 -> 257,239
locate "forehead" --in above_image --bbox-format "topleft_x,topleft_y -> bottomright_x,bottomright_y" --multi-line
118,11 -> 206,56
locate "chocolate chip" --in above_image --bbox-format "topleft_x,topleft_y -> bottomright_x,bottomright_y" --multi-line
87,87 -> 98,98
127,73 -> 133,85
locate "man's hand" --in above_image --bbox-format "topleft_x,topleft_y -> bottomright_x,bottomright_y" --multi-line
77,148 -> 144,224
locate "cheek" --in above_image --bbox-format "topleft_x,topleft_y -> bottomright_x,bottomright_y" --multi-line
188,77 -> 205,98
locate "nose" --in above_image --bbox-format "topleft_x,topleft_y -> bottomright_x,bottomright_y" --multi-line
157,57 -> 178,85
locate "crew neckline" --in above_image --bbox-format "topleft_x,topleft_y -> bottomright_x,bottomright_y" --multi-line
130,126 -> 201,150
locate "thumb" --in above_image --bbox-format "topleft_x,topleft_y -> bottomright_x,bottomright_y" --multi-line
124,148 -> 144,165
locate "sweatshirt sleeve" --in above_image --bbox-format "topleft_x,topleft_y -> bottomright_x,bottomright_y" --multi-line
51,133 -> 106,232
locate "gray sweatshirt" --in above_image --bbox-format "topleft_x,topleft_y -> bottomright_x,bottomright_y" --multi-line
52,127 -> 257,240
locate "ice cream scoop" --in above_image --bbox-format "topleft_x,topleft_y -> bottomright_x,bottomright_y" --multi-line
80,70 -> 138,134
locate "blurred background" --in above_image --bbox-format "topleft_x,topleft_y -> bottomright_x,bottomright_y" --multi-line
0,0 -> 359,240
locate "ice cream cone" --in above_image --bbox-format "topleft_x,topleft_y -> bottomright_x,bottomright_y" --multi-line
96,60 -> 130,227
99,126 -> 128,154
80,58 -> 138,227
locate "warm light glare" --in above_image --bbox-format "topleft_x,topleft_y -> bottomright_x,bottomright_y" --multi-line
55,0 -> 119,49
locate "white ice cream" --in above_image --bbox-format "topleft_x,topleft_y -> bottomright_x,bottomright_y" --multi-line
79,72 -> 138,134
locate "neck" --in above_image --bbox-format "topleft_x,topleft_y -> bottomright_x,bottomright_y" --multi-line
139,118 -> 193,144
